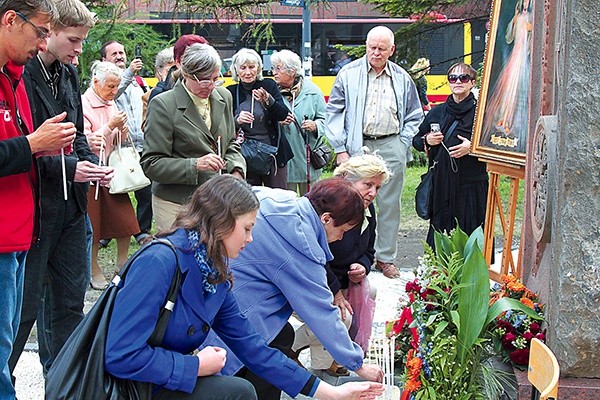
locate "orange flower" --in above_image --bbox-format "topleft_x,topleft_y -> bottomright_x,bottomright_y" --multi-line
507,281 -> 525,292
501,274 -> 516,283
520,297 -> 534,309
405,378 -> 422,392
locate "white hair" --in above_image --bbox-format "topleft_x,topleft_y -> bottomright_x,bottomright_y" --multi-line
180,43 -> 222,79
89,61 -> 122,86
366,25 -> 395,46
270,50 -> 303,77
230,48 -> 263,82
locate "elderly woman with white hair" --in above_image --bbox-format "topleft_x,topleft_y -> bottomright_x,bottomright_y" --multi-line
291,154 -> 390,376
141,43 -> 246,232
228,48 -> 292,189
271,49 -> 327,194
82,61 -> 139,289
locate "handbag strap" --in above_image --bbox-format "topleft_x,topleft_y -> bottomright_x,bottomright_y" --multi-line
443,119 -> 460,143
114,238 -> 182,347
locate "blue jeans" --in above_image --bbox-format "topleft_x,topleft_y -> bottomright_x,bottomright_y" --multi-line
9,196 -> 87,375
0,251 -> 26,400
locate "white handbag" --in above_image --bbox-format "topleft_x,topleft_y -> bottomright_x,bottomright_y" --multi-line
107,130 -> 150,194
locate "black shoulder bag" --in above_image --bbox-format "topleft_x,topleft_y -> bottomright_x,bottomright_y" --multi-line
415,120 -> 459,220
45,239 -> 182,400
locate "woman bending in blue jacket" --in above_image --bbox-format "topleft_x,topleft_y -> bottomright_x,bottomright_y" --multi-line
105,175 -> 383,400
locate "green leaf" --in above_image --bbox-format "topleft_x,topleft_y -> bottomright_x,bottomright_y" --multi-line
457,239 -> 489,363
451,310 -> 460,330
426,313 -> 439,327
433,320 -> 449,338
486,297 -> 544,326
464,226 -> 484,259
450,225 -> 469,258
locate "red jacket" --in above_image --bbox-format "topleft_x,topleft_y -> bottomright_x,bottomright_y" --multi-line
0,61 -> 36,252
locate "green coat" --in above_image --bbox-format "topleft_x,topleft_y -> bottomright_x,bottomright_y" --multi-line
141,81 -> 245,204
281,80 -> 327,184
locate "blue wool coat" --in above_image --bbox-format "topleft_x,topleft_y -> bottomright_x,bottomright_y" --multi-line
105,229 -> 316,397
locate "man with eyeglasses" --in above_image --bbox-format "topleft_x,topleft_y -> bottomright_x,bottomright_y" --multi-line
8,0 -> 114,384
326,25 -> 424,279
0,0 -> 80,397
101,40 -> 154,247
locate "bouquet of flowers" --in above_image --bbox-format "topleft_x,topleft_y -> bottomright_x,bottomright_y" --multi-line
386,227 -> 543,400
491,274 -> 546,366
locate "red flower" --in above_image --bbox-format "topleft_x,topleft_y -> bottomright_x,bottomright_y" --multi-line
509,349 -> 530,365
522,331 -> 534,342
502,333 -> 517,350
535,331 -> 546,342
529,322 -> 541,334
406,281 -> 421,293
496,320 -> 515,333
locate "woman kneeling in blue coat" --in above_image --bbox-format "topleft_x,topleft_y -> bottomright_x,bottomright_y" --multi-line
105,175 -> 383,400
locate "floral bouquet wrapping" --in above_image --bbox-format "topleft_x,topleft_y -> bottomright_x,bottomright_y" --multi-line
491,274 -> 546,366
386,227 -> 543,400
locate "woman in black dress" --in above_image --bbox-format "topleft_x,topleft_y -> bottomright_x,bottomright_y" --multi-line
412,62 -> 488,248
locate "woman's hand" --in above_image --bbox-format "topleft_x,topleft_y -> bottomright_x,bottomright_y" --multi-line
449,135 -> 471,158
196,346 -> 227,377
425,130 -> 443,146
252,87 -> 273,108
280,112 -> 295,126
301,118 -> 317,132
108,111 -> 127,132
237,110 -> 254,125
355,364 -> 384,383
314,381 -> 384,400
348,264 -> 367,284
196,154 -> 225,172
333,290 -> 353,321
86,131 -> 106,153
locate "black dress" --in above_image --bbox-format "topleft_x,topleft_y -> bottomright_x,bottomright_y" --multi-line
412,93 -> 488,247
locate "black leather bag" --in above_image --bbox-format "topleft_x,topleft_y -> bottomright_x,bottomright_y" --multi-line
241,137 -> 278,176
45,240 -> 181,400
310,141 -> 333,170
414,120 -> 459,220
415,163 -> 435,220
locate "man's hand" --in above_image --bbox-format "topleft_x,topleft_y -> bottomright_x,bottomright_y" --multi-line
128,58 -> 143,74
27,112 -> 76,155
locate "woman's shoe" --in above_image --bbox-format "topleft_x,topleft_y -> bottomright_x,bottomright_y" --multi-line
324,361 -> 350,377
90,275 -> 109,290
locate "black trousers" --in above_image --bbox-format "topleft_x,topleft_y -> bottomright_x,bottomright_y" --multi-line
153,375 -> 256,400
235,322 -> 295,400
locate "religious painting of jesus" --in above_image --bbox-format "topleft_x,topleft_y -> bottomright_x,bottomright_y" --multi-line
472,0 -> 533,166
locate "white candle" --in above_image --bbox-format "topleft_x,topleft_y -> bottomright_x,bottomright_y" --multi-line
95,116 -> 105,201
217,136 -> 222,175
250,96 -> 255,129
61,148 -> 68,200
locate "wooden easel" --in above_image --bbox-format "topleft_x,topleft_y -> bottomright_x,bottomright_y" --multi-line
482,160 -> 525,281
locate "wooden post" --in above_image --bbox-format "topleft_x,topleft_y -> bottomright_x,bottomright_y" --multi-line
482,160 -> 525,281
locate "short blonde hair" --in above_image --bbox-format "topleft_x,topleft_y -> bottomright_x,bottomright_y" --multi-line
54,0 -> 96,30
230,48 -> 263,82
333,153 -> 391,184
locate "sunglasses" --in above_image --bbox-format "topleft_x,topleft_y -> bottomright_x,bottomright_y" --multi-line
448,74 -> 472,84
15,11 -> 50,40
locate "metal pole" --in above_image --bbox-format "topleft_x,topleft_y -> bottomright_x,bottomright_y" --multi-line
301,0 -> 312,77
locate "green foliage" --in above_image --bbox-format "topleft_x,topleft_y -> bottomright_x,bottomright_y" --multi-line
78,20 -> 171,88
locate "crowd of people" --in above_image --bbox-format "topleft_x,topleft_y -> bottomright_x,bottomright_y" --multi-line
0,0 -> 489,397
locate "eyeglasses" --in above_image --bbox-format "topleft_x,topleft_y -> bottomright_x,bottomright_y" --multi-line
15,11 -> 50,40
448,74 -> 472,84
271,65 -> 288,73
191,73 -> 225,88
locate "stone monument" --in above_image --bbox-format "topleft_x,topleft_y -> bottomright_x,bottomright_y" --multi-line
521,0 -> 599,396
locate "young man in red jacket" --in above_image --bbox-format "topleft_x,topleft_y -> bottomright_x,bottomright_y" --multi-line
0,0 -> 76,397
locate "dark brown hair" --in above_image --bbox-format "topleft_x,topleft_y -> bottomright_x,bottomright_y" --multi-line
305,178 -> 364,228
171,175 -> 259,285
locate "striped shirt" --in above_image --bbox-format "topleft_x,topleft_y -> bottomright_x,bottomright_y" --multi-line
362,63 -> 399,138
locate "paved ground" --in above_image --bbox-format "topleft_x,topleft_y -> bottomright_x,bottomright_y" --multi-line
14,229 -> 426,399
